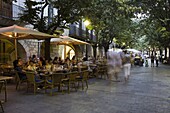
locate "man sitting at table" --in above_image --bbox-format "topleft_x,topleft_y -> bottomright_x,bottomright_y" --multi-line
14,58 -> 27,80
13,57 -> 21,69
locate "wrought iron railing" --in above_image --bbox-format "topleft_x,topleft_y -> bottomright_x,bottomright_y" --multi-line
69,25 -> 96,42
12,4 -> 24,20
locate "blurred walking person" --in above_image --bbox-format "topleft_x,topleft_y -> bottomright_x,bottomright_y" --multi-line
151,54 -> 155,67
122,50 -> 131,81
155,54 -> 159,67
107,45 -> 122,82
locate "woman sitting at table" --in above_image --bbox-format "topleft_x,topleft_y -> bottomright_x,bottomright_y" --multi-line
63,57 -> 72,70
58,57 -> 64,65
27,61 -> 37,71
53,56 -> 59,64
45,60 -> 53,71
26,61 -> 42,81
38,57 -> 46,67
71,55 -> 77,66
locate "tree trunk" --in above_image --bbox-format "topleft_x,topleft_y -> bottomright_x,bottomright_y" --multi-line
86,28 -> 89,59
159,48 -> 162,56
93,30 -> 99,59
164,47 -> 167,59
92,45 -> 97,59
45,38 -> 51,60
104,47 -> 108,59
159,48 -> 162,62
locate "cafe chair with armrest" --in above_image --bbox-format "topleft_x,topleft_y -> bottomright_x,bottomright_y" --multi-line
101,65 -> 109,79
25,71 -> 44,94
96,64 -> 108,79
63,72 -> 78,93
77,70 -> 89,90
45,73 -> 64,96
15,71 -> 27,90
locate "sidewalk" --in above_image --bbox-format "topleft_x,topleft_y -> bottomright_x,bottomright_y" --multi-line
2,63 -> 170,113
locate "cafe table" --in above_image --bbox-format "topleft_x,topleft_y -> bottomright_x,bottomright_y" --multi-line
0,76 -> 14,102
38,69 -> 69,93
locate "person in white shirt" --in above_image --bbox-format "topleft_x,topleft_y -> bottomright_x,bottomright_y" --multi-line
107,45 -> 122,82
122,50 -> 131,81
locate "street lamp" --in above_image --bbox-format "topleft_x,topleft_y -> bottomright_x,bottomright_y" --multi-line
113,38 -> 117,49
84,20 -> 91,26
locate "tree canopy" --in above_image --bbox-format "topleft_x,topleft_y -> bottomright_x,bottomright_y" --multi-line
83,0 -> 140,54
19,0 -> 92,34
133,0 -> 170,49
17,0 -> 170,58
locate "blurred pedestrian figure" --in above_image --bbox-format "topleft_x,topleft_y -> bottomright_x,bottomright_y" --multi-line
107,45 -> 122,82
151,54 -> 155,67
122,50 -> 131,81
155,54 -> 159,67
145,58 -> 149,67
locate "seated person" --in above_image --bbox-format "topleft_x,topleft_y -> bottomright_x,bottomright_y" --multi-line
45,60 -> 53,71
58,57 -> 64,65
53,57 -> 59,64
71,56 -> 77,66
63,57 -> 72,70
78,57 -> 92,72
14,60 -> 27,80
27,61 -> 37,71
13,58 -> 19,69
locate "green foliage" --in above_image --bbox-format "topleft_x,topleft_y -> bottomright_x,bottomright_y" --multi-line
19,0 -> 91,34
83,0 -> 140,52
133,0 -> 170,48
19,0 -> 48,32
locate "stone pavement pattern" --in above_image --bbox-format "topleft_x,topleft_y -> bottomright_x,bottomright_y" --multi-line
2,63 -> 170,113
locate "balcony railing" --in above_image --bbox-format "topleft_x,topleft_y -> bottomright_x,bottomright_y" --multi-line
0,4 -> 25,27
12,4 -> 24,20
69,25 -> 96,42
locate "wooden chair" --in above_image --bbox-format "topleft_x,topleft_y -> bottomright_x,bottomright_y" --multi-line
96,64 -> 108,79
80,66 -> 88,71
25,71 -> 44,94
64,72 -> 79,93
15,71 -> 27,90
68,71 -> 79,93
71,67 -> 78,72
101,65 -> 109,79
45,73 -> 64,95
0,81 -> 4,112
77,70 -> 89,90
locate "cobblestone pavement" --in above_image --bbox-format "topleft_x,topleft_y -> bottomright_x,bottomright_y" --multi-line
1,63 -> 170,113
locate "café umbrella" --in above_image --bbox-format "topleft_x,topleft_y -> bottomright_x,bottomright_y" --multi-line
126,49 -> 141,54
51,35 -> 90,45
0,25 -> 57,59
